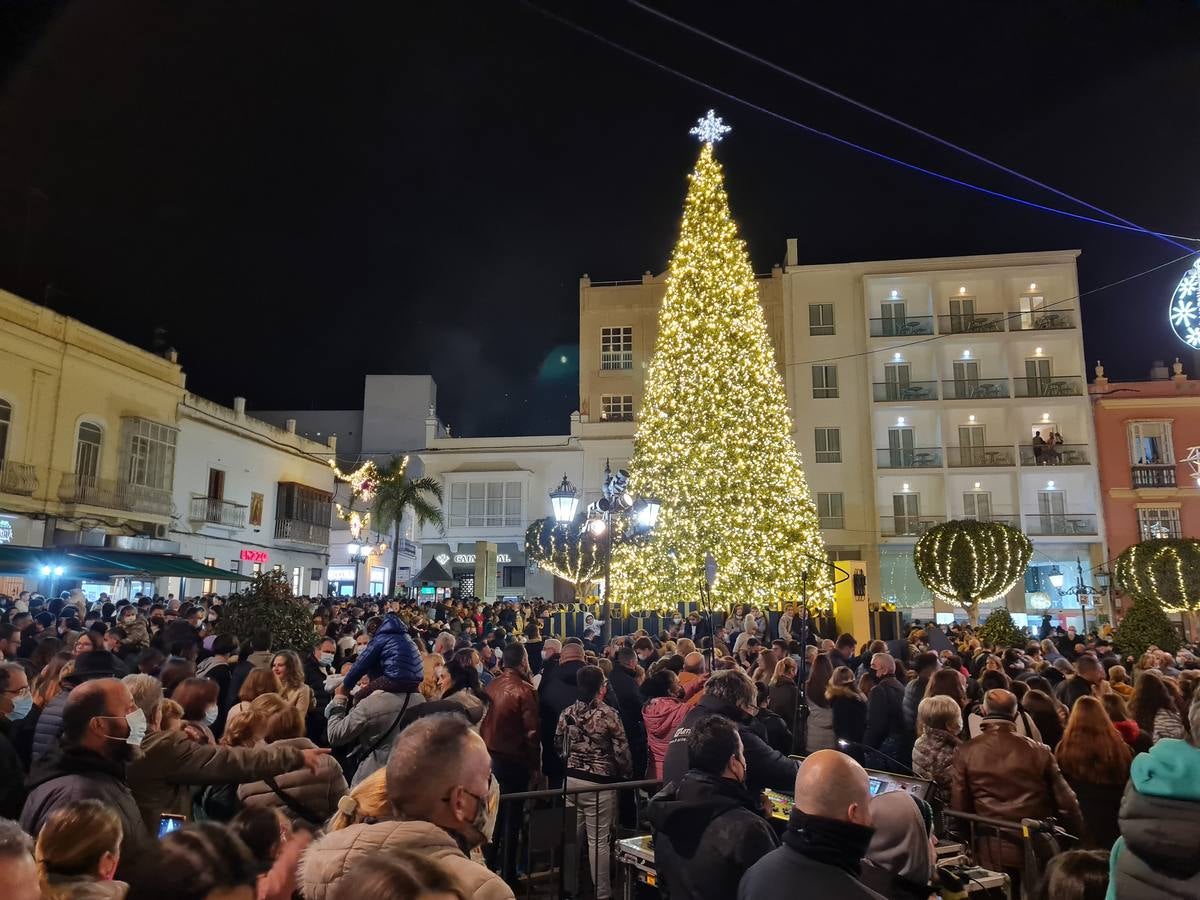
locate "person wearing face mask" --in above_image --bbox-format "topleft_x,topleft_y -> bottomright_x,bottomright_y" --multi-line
0,663 -> 31,817
648,715 -> 779,900
300,713 -> 513,900
303,638 -> 337,744
738,750 -> 884,900
20,678 -> 153,880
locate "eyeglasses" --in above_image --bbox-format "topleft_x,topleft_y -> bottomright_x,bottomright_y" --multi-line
2,687 -> 30,699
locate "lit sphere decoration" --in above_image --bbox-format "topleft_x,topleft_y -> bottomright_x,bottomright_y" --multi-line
913,519 -> 1032,626
1168,259 -> 1200,348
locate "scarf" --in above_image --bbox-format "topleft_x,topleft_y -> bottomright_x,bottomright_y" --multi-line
781,809 -> 875,876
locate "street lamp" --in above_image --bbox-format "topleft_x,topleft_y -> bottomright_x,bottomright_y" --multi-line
347,543 -> 371,597
549,474 -> 580,525
1058,556 -> 1104,636
1048,566 -> 1065,589
1095,567 -> 1114,621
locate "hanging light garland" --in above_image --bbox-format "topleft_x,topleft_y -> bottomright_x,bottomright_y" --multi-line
330,459 -> 379,540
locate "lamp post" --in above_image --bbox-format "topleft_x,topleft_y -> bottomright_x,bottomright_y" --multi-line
549,474 -> 580,526
347,543 -> 371,597
1058,556 -> 1104,636
1095,566 -> 1114,622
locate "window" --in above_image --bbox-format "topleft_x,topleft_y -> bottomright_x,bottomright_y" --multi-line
963,491 -> 992,521
816,493 -> 844,529
229,560 -> 241,575
0,399 -> 10,463
120,418 -> 177,490
292,566 -> 303,595
600,327 -> 633,370
600,394 -> 635,422
812,365 -> 838,398
251,562 -> 262,575
272,564 -> 282,573
207,468 -> 225,500
809,303 -> 835,336
1128,422 -> 1174,465
202,557 -> 215,595
448,481 -> 523,528
249,492 -> 264,527
75,423 -> 103,484
814,427 -> 841,463
1138,507 -> 1182,540
893,493 -> 920,534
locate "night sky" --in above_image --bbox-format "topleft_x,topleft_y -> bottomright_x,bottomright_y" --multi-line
1,1 -> 1198,437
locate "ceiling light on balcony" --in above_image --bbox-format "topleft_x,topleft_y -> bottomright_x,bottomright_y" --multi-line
962,350 -> 971,359
891,289 -> 899,299
1042,412 -> 1050,422
1047,480 -> 1055,489
974,482 -> 981,490
902,483 -> 910,492
893,352 -> 902,361
897,417 -> 906,425
969,414 -> 976,422
959,285 -> 967,295
1034,347 -> 1043,356
1029,283 -> 1038,292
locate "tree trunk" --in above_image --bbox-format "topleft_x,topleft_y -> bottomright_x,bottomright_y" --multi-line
391,519 -> 401,598
966,599 -> 979,628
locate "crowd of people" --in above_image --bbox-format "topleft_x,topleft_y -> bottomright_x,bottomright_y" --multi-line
0,588 -> 1197,900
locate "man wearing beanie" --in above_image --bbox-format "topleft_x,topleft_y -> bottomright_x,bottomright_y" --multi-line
538,640 -> 587,787
1108,695 -> 1200,898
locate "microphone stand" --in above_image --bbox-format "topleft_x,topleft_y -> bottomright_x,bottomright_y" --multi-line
789,555 -> 850,757
559,712 -> 575,899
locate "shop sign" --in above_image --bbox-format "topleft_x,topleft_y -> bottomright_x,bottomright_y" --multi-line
240,549 -> 269,564
453,552 -> 511,564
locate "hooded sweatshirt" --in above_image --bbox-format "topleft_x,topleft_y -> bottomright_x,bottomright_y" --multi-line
1108,738 -> 1200,899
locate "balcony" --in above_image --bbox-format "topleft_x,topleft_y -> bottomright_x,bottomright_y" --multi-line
1010,310 -> 1075,331
873,381 -> 939,402
57,472 -> 171,517
1024,513 -> 1098,536
869,316 -> 933,337
957,513 -> 1021,527
1017,444 -> 1090,466
879,515 -> 944,537
946,446 -> 1016,467
274,517 -> 330,546
1012,376 -> 1084,398
937,313 -> 1007,334
1131,464 -> 1177,488
189,495 -> 248,527
941,378 -> 1010,400
876,448 -> 943,469
0,461 -> 37,496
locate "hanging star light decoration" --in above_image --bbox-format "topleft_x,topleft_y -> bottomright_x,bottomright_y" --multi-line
689,109 -> 731,144
1168,259 -> 1200,348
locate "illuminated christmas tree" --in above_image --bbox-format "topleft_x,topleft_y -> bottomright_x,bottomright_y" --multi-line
611,112 -> 830,613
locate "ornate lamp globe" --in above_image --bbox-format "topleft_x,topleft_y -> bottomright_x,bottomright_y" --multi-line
548,474 -> 580,524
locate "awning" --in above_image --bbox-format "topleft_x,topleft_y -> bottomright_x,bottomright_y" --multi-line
414,558 -> 454,586
0,545 -> 251,581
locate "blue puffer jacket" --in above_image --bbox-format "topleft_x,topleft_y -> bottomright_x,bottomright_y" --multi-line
342,614 -> 423,690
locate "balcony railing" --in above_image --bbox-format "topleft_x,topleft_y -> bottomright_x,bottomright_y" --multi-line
876,448 -> 943,469
274,517 -> 330,546
1024,513 -> 1098,536
946,446 -> 1015,467
1131,464 -> 1177,488
956,513 -> 1021,527
941,377 -> 1010,400
1017,444 -> 1090,466
189,495 -> 248,527
1010,310 -> 1075,331
0,461 -> 37,496
57,471 -> 171,517
937,313 -> 1007,334
879,515 -> 944,537
872,381 -> 939,402
869,316 -> 933,337
1012,375 -> 1084,398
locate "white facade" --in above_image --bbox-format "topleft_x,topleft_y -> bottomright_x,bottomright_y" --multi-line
414,414 -> 584,601
170,394 -> 337,597
782,246 -> 1105,617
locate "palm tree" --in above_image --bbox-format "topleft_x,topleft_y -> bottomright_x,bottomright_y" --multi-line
373,455 -> 443,595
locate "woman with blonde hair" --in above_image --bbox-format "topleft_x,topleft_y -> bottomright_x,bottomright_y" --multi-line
325,766 -> 390,831
159,698 -> 186,732
271,650 -> 314,715
1107,665 -> 1134,698
419,653 -> 445,700
226,667 -> 283,732
35,799 -> 125,899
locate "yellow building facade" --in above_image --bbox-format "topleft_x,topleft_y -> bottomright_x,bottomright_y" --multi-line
0,289 -> 186,570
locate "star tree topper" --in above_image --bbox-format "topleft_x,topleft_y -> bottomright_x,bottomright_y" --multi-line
689,109 -> 731,144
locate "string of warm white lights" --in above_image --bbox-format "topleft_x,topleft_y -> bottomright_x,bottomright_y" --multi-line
913,520 -> 1032,625
610,117 -> 832,612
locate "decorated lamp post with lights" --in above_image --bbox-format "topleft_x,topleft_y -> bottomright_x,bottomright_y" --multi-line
585,462 -> 659,627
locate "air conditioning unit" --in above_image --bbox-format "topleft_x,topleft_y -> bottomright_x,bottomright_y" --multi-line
152,524 -> 169,540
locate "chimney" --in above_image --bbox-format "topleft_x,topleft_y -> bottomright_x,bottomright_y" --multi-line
327,434 -> 337,452
232,396 -> 246,419
1150,360 -> 1170,381
1093,360 -> 1108,387
786,238 -> 799,267
1173,357 -> 1188,384
285,418 -> 297,434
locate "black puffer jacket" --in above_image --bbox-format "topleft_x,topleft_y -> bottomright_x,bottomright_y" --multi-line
647,770 -> 779,900
662,695 -> 798,795
31,690 -> 68,764
538,659 -> 584,782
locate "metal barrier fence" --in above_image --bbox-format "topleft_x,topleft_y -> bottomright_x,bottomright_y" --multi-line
492,780 -> 1072,899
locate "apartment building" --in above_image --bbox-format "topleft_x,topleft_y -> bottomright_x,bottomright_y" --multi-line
578,246 -> 1106,622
